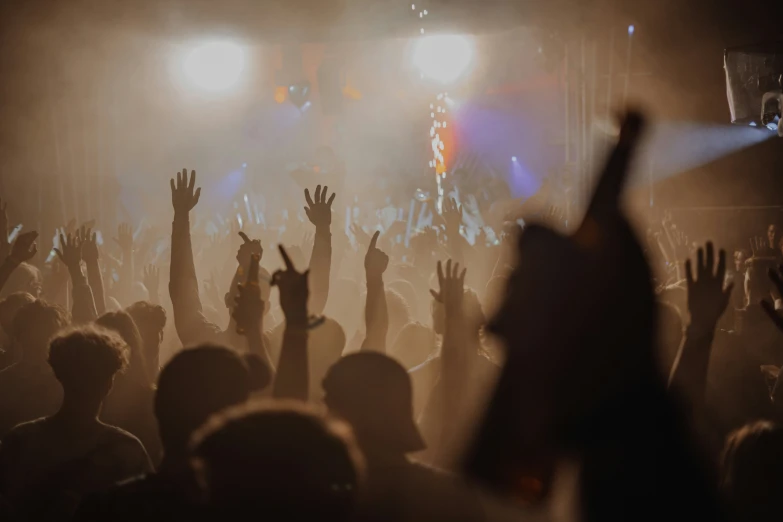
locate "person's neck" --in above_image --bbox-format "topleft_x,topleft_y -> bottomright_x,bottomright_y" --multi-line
52,394 -> 102,427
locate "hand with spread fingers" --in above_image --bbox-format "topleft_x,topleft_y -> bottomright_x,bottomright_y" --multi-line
430,259 -> 467,317
304,184 -> 336,229
685,242 -> 733,330
8,231 -> 38,265
442,198 -> 463,234
54,233 -> 83,273
113,223 -> 134,253
80,226 -> 99,264
143,265 -> 160,298
170,168 -> 201,215
364,231 -> 389,281
272,245 -> 310,328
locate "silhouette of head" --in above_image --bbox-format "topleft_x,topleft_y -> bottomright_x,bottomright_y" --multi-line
12,300 -> 69,362
721,421 -> 783,522
388,279 -> 419,322
0,262 -> 41,299
155,345 -> 251,456
323,352 -> 425,454
126,301 -> 167,380
191,401 -> 363,521
390,322 -> 436,369
385,289 -> 411,345
431,288 -> 485,336
96,310 -> 149,386
48,325 -> 129,403
308,317 -> 346,399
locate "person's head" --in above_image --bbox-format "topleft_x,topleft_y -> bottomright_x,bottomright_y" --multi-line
734,249 -> 748,273
48,325 -> 129,405
0,262 -> 41,299
744,260 -> 773,307
484,276 -> 508,318
390,322 -> 436,369
385,289 -> 411,345
96,310 -> 148,386
720,421 -> 783,522
12,300 -> 70,362
126,301 -> 167,380
155,345 -> 251,456
768,224 -> 778,249
191,401 -> 363,521
308,317 -> 346,399
323,352 -> 424,456
388,279 -> 419,323
0,291 -> 35,340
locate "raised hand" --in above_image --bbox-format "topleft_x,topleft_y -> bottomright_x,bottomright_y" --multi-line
685,242 -> 733,329
442,198 -> 463,233
113,223 -> 134,253
271,245 -> 309,328
430,259 -> 466,316
364,231 -> 389,281
762,264 -> 783,332
79,226 -> 99,264
233,253 -> 265,334
8,231 -> 38,264
170,168 -> 201,214
0,197 -> 8,260
303,185 -> 336,228
236,231 -> 263,269
143,264 -> 160,297
54,233 -> 83,271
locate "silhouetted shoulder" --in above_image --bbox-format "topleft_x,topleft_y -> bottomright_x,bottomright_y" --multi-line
96,423 -> 153,475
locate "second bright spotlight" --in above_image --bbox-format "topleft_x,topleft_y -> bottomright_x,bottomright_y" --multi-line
413,35 -> 475,85
182,40 -> 246,92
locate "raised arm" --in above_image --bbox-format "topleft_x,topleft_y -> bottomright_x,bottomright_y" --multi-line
0,232 -> 38,293
55,232 -> 98,324
431,259 -> 470,457
168,169 -> 222,345
442,198 -> 465,266
668,242 -> 732,416
232,253 -> 274,372
304,185 -> 335,315
361,231 -> 389,353
271,245 -> 310,401
80,227 -> 106,315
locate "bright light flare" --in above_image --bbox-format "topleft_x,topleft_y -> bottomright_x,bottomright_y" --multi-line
182,41 -> 245,92
413,35 -> 475,85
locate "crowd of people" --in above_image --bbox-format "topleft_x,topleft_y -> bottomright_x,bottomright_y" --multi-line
0,110 -> 781,522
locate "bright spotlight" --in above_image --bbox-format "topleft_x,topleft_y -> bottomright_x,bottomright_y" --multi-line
413,35 -> 474,85
183,41 -> 245,92
512,156 -> 518,162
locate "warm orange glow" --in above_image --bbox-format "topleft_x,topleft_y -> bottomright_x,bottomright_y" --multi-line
274,86 -> 288,104
343,85 -> 362,100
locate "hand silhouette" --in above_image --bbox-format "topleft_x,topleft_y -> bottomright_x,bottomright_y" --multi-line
113,223 -> 133,253
304,185 -> 336,228
8,231 -> 38,264
54,233 -> 82,271
271,245 -> 309,328
143,265 -> 160,297
170,168 -> 201,214
236,231 -> 263,269
364,231 -> 389,280
430,259 -> 466,316
442,198 -> 463,233
685,242 -> 733,329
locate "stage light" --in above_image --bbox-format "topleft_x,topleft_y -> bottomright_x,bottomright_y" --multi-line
183,40 -> 245,92
413,35 -> 475,84
628,25 -> 635,35
288,80 -> 311,109
512,156 -> 517,162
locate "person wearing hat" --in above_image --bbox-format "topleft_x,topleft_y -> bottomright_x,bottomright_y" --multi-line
323,352 -> 484,522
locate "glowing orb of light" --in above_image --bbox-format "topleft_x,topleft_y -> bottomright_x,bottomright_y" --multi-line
183,41 -> 246,92
413,35 -> 475,85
